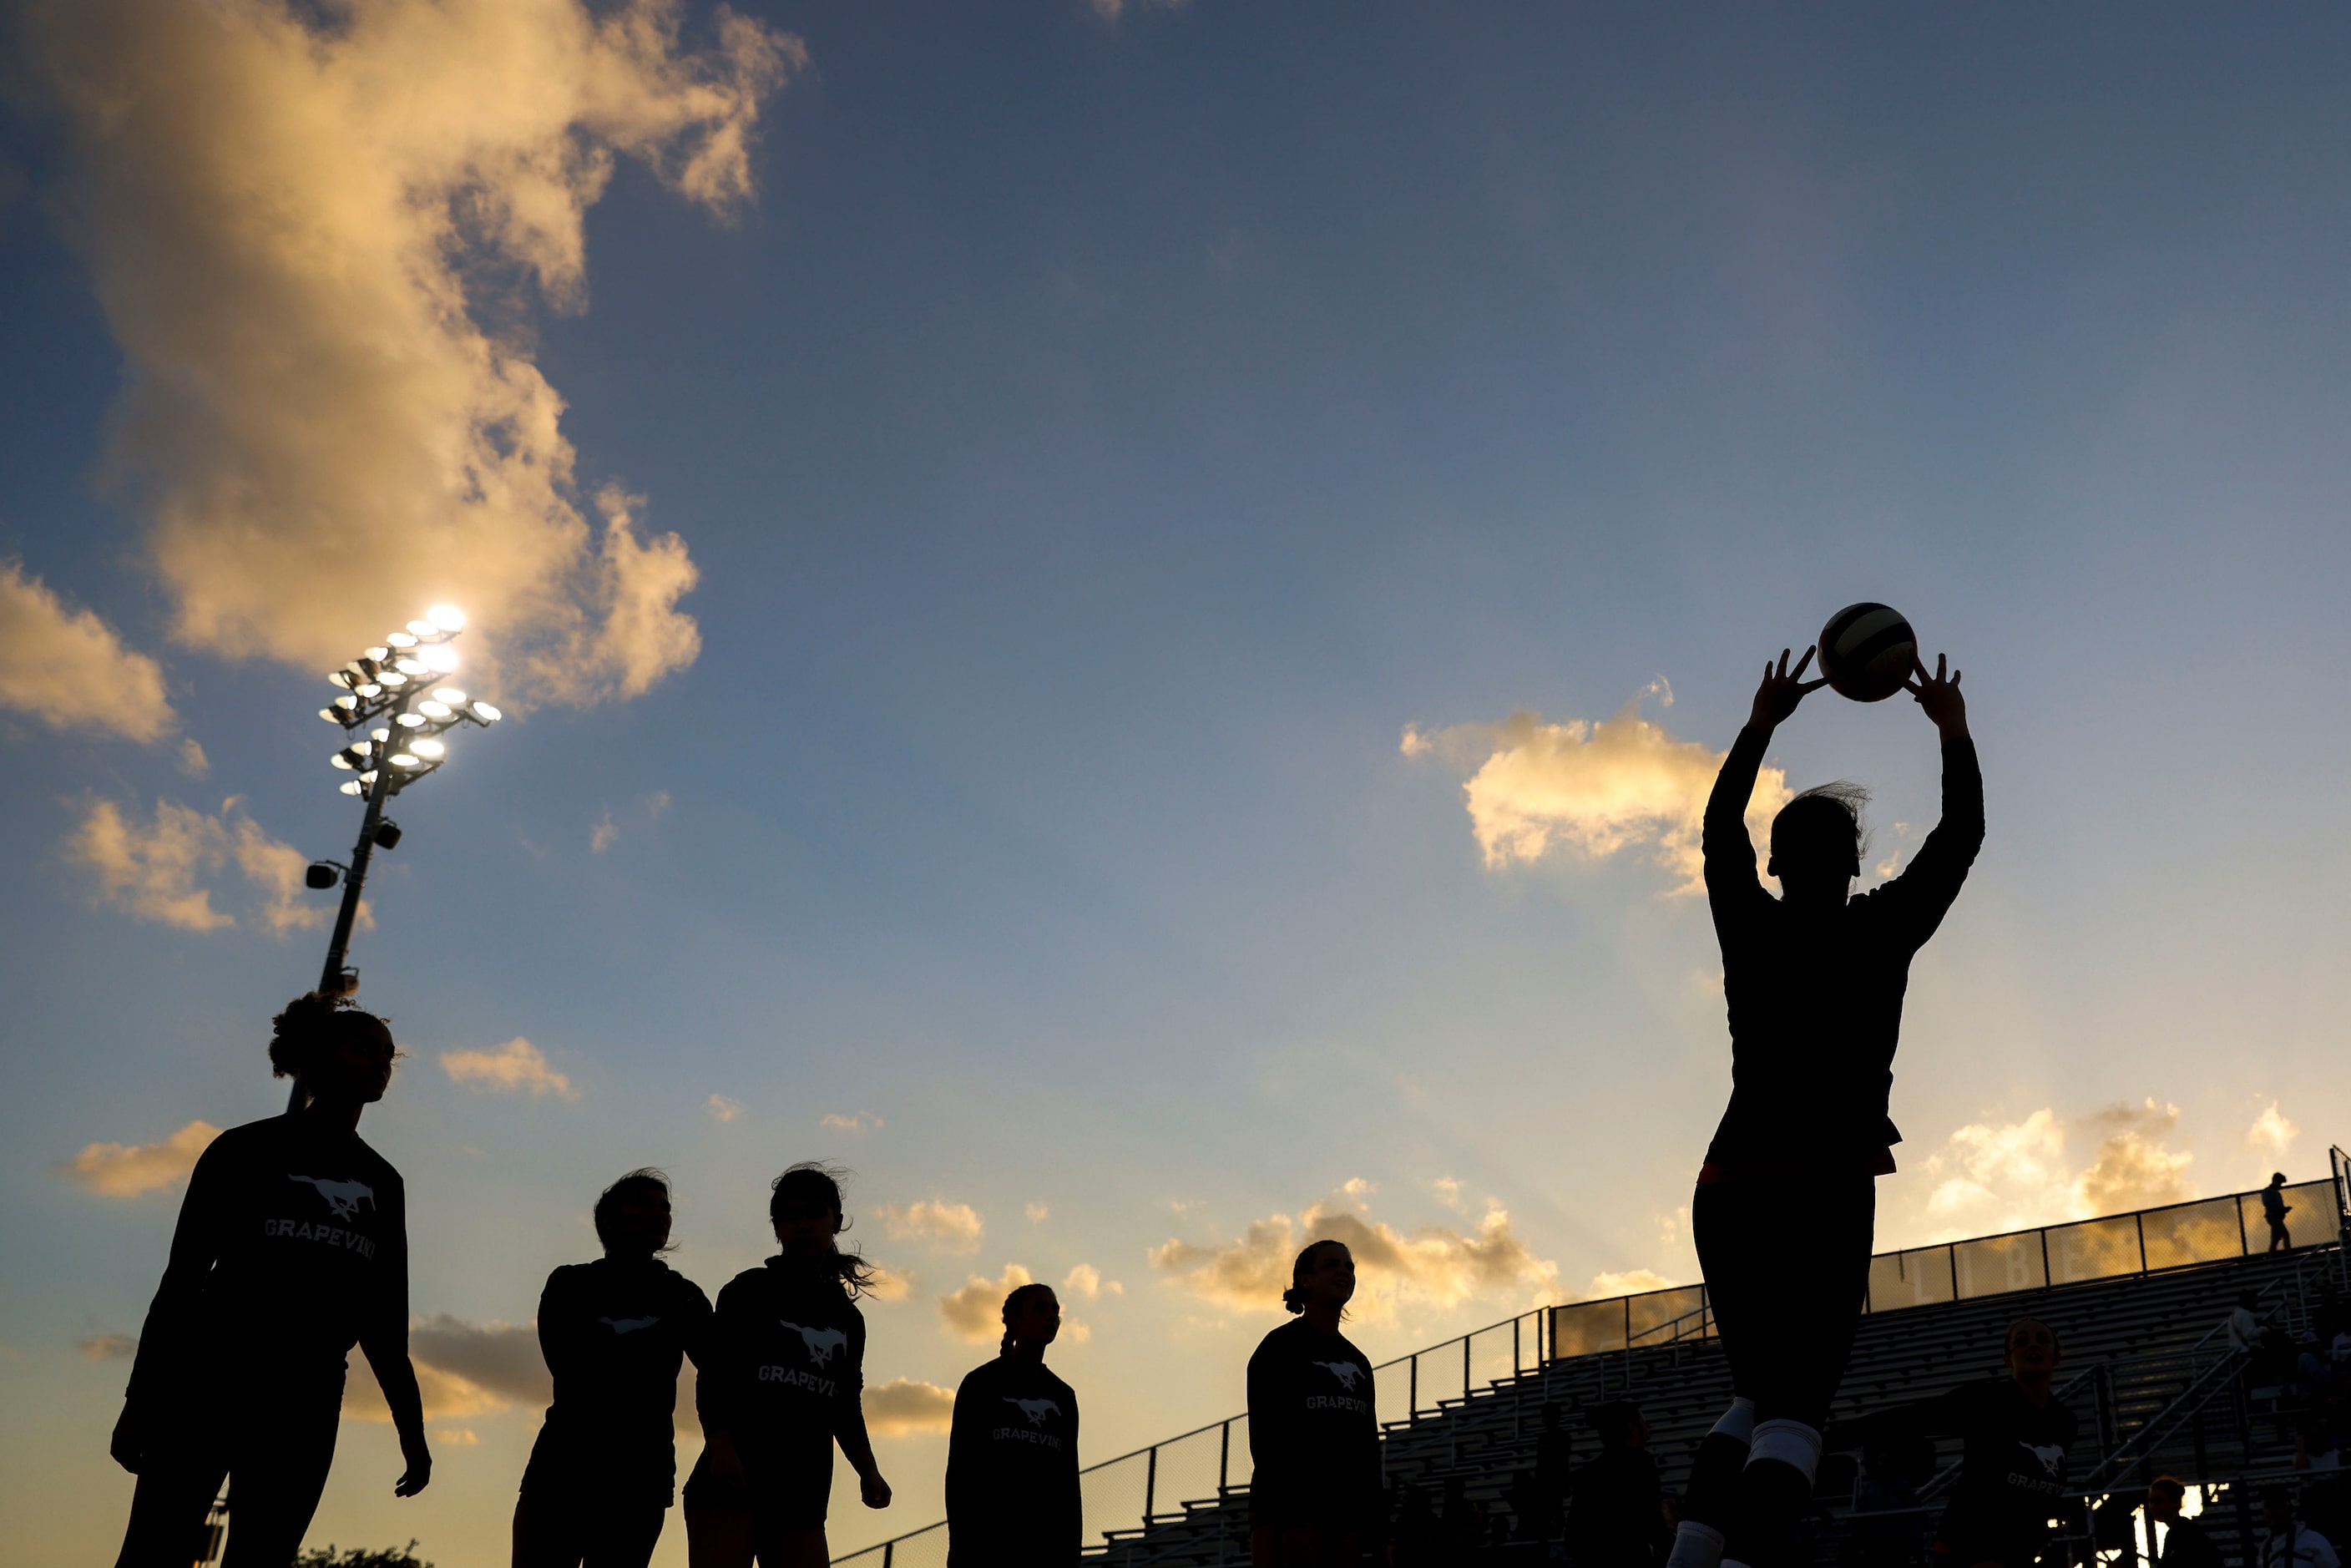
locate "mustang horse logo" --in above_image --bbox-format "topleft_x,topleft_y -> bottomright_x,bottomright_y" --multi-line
287,1175 -> 375,1221
1004,1397 -> 1062,1427
781,1320 -> 849,1367
1314,1361 -> 1364,1392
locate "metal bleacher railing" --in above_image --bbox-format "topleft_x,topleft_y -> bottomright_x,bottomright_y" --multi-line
832,1170 -> 2348,1565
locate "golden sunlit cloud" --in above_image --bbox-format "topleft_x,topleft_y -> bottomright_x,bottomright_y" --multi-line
865,1265 -> 917,1304
1403,685 -> 1790,893
1587,1269 -> 1676,1297
864,1377 -> 957,1436
434,1429 -> 481,1446
706,1094 -> 746,1123
439,1038 -> 579,1100
0,562 -> 174,740
345,1313 -> 549,1423
15,0 -> 801,706
2247,1100 -> 2298,1156
1026,1202 -> 1049,1223
62,1120 -> 220,1197
878,1199 -> 984,1254
822,1111 -> 885,1135
1062,1264 -> 1122,1299
1149,1189 -> 1560,1324
939,1264 -> 1035,1343
68,797 -> 348,934
78,1333 -> 138,1360
1905,1098 -> 2197,1244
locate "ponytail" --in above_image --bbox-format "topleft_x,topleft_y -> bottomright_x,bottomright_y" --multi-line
1000,1282 -> 1055,1354
1286,1240 -> 1346,1315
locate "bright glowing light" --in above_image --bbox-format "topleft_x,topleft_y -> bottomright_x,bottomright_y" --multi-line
471,701 -> 503,723
418,701 -> 452,718
386,631 -> 418,649
392,657 -> 425,676
365,646 -> 390,661
406,620 -> 438,638
377,670 -> 408,686
412,738 -> 446,758
318,707 -> 343,723
359,770 -> 379,785
369,729 -> 389,743
332,695 -> 359,712
426,604 -> 466,631
395,712 -> 425,728
356,682 -> 382,698
432,687 -> 467,706
390,752 -> 421,769
331,753 -> 355,770
422,645 -> 461,673
340,781 -> 365,797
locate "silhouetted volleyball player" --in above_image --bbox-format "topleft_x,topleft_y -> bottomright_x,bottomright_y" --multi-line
1829,1319 -> 2076,1568
946,1282 -> 1082,1566
1247,1242 -> 1382,1568
1668,647 -> 1979,1568
109,993 -> 430,1568
514,1169 -> 714,1568
685,1163 -> 891,1568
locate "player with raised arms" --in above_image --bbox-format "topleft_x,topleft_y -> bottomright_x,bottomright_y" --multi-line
1666,627 -> 1979,1568
513,1168 -> 714,1568
685,1162 -> 891,1568
945,1282 -> 1082,1566
1246,1241 -> 1383,1568
109,992 -> 431,1567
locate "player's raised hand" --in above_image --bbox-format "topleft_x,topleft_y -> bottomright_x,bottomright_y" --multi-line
1748,646 -> 1828,731
1904,652 -> 1968,738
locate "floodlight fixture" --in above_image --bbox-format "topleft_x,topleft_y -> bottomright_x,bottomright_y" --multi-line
374,821 -> 403,849
426,604 -> 466,631
386,631 -> 418,649
432,687 -> 467,706
305,862 -> 341,890
471,701 -> 503,723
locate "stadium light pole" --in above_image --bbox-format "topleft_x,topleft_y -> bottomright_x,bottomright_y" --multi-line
293,604 -> 503,1110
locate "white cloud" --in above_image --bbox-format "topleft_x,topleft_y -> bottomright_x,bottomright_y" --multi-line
0,561 -> 174,739
1906,1099 -> 2197,1243
17,0 -> 801,707
877,1199 -> 984,1254
864,1377 -> 956,1436
589,812 -> 619,853
439,1037 -> 578,1100
2247,1101 -> 2298,1156
61,1120 -> 220,1197
1403,686 -> 1791,893
1149,1188 -> 1560,1324
1062,1263 -> 1122,1299
939,1263 -> 1034,1343
1025,1202 -> 1049,1223
78,1333 -> 138,1360
434,1428 -> 480,1445
1588,1268 -> 1676,1297
866,1265 -> 917,1304
67,797 -> 342,934
706,1094 -> 744,1122
822,1110 -> 884,1135
1432,1177 -> 1465,1211
645,790 -> 671,818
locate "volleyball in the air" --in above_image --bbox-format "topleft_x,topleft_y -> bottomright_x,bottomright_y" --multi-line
1818,602 -> 1918,703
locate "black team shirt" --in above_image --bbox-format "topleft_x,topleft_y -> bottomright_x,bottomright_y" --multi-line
1246,1318 -> 1380,1529
945,1354 -> 1082,1564
522,1257 -> 713,1504
1701,728 -> 1984,1167
128,1115 -> 409,1402
1844,1379 -> 2076,1545
696,1258 -> 865,1476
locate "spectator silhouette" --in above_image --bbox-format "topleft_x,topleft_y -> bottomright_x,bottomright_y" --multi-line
684,1163 -> 890,1568
1247,1241 -> 1382,1567
946,1282 -> 1081,1567
514,1169 -> 711,1568
1532,1402 -> 1575,1537
2262,1488 -> 2342,1568
1675,647 -> 1979,1568
109,994 -> 428,1568
2233,1292 -> 2269,1354
2266,1175 -> 2298,1253
1848,1436 -> 1926,1568
1567,1401 -> 1671,1568
2147,1477 -> 2223,1568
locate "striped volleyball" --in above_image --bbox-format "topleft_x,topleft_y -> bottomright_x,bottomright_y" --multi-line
1818,602 -> 1918,703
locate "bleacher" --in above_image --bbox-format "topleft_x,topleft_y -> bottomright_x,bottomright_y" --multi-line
836,1165 -> 2350,1568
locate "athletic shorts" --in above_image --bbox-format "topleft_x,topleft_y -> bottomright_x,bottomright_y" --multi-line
519,1429 -> 676,1510
680,1439 -> 832,1530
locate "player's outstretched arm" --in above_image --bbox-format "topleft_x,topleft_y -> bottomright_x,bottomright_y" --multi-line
1904,652 -> 1969,741
1875,652 -> 1983,937
1705,648 -> 1827,896
1747,645 -> 1829,735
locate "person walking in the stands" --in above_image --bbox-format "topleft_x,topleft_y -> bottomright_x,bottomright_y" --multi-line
109,993 -> 430,1568
1247,1241 -> 1382,1567
1670,645 -> 1980,1568
514,1169 -> 713,1568
685,1163 -> 890,1568
947,1282 -> 1081,1566
2264,1174 -> 2296,1252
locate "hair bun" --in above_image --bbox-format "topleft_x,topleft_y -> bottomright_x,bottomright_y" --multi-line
1281,1286 -> 1306,1314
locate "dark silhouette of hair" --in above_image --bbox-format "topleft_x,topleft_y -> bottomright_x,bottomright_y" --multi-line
1771,781 -> 1870,873
268,991 -> 386,1081
2272,1172 -> 2288,1185
1282,1239 -> 1349,1315
999,1282 -> 1055,1354
594,1168 -> 675,1254
2005,1315 -> 2063,1360
769,1161 -> 879,1298
1591,1399 -> 1642,1445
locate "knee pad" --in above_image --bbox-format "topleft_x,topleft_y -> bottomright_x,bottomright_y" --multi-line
1708,1396 -> 1757,1444
1665,1519 -> 1727,1568
1746,1418 -> 1823,1484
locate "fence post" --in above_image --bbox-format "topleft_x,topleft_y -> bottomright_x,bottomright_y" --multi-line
1514,1315 -> 1522,1376
2040,1226 -> 2052,1287
2136,1211 -> 2148,1274
1463,1333 -> 1472,1401
1220,1419 -> 1231,1493
2237,1193 -> 2249,1257
1947,1243 -> 1959,1301
883,1545 -> 892,1568
1145,1443 -> 1158,1524
1409,1353 -> 1418,1420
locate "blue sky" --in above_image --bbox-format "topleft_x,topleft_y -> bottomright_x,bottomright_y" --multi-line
4,2 -> 2349,1561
